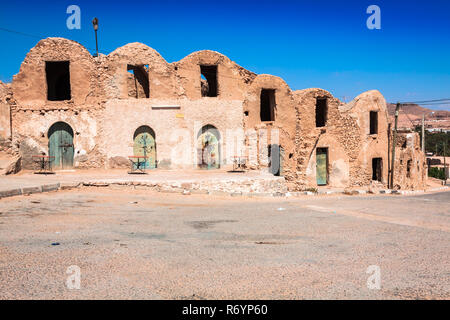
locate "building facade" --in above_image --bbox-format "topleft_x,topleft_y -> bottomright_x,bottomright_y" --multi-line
0,37 -> 427,190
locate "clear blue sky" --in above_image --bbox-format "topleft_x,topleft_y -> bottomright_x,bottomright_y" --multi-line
0,0 -> 449,109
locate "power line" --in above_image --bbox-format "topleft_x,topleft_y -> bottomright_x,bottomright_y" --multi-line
0,26 -> 103,54
0,27 -> 42,39
401,98 -> 450,104
401,102 -> 450,107
414,102 -> 450,106
2,26 -> 450,98
0,26 -> 253,82
401,107 -> 419,128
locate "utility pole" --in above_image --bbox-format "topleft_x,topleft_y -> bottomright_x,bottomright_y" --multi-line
444,141 -> 447,184
421,113 -> 425,152
389,102 -> 400,189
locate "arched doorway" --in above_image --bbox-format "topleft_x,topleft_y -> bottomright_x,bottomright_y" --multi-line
133,126 -> 156,169
48,121 -> 74,170
197,125 -> 220,169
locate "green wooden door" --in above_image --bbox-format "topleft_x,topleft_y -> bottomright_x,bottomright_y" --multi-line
133,127 -> 156,169
316,148 -> 328,186
197,126 -> 220,169
48,122 -> 74,170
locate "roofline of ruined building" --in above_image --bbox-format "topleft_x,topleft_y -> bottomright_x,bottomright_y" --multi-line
11,37 -> 387,108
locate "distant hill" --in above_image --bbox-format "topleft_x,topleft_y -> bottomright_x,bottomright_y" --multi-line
386,103 -> 450,130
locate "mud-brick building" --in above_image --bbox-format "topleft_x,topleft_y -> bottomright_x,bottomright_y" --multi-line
0,37 -> 426,190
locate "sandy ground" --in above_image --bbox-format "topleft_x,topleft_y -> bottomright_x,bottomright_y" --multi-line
0,188 -> 449,299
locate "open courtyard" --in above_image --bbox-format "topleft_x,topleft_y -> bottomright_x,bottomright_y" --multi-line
0,188 -> 448,299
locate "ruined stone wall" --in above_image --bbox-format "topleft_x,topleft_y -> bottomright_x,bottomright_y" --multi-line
393,131 -> 427,190
10,39 -> 251,170
100,46 -> 247,170
104,43 -> 180,100
8,36 -> 424,190
11,108 -> 102,169
242,75 -> 298,188
174,50 -> 255,100
12,38 -> 99,109
10,38 -> 102,169
293,89 -> 389,190
341,90 -> 389,186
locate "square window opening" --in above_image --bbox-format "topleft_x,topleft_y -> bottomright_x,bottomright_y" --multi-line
315,97 -> 327,127
370,111 -> 378,134
127,64 -> 150,98
260,89 -> 276,122
46,61 -> 71,101
406,159 -> 412,178
200,65 -> 218,97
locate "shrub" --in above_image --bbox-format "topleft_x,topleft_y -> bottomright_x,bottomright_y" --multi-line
428,167 -> 446,180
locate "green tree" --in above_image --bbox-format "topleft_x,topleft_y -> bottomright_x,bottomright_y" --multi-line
415,126 -> 450,156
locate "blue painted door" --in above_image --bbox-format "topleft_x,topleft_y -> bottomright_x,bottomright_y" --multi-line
197,126 -> 220,169
133,127 -> 156,169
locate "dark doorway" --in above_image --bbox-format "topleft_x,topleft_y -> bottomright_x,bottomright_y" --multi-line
268,144 -> 283,176
370,111 -> 378,134
260,89 -> 276,122
372,157 -> 382,181
127,64 -> 150,98
46,61 -> 71,101
315,97 -> 327,127
200,65 -> 218,97
406,159 -> 412,178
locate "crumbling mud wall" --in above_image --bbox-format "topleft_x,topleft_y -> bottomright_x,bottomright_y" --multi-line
341,90 -> 390,186
293,89 -> 389,190
393,131 -> 427,190
101,47 -> 246,169
12,109 -> 102,169
11,38 -> 103,169
174,50 -> 256,100
0,81 -> 12,144
6,36 -> 426,190
105,43 -> 180,100
242,75 -> 297,188
12,38 -> 99,108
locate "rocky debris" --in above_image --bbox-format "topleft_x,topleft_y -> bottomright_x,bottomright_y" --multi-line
0,154 -> 21,175
343,188 -> 359,195
108,156 -> 129,169
60,182 -> 82,190
368,180 -> 384,194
